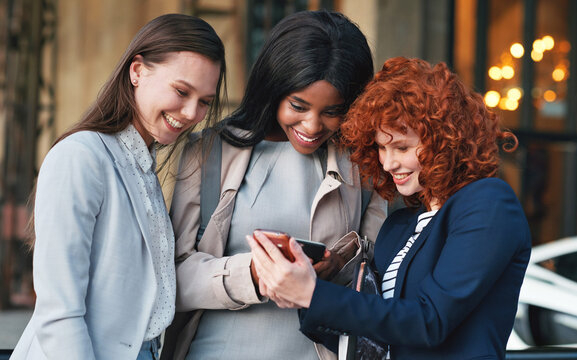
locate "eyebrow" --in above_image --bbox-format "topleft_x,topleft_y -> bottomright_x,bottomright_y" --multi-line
174,80 -> 216,98
376,136 -> 407,146
289,95 -> 345,110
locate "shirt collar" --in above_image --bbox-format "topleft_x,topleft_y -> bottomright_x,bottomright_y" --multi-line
117,124 -> 155,172
326,142 -> 354,186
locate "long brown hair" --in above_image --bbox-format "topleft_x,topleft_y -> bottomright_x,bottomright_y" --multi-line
57,13 -> 226,144
26,14 -> 227,248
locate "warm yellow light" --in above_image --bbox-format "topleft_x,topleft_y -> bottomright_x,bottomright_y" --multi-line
542,35 -> 555,50
505,98 -> 519,111
559,40 -> 571,53
510,43 -> 524,58
500,52 -> 513,64
501,65 -> 515,79
507,88 -> 522,101
543,90 -> 557,102
533,39 -> 545,53
488,66 -> 503,80
531,50 -> 543,62
552,68 -> 566,82
498,97 -> 509,110
484,91 -> 501,108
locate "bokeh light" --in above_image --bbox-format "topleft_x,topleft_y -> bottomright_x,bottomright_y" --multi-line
531,50 -> 543,62
542,35 -> 555,50
533,39 -> 545,53
510,43 -> 524,58
488,66 -> 503,80
552,68 -> 566,82
501,65 -> 515,79
507,87 -> 522,101
543,90 -> 557,102
484,90 -> 501,108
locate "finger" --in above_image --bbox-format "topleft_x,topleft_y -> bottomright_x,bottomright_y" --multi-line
246,234 -> 267,258
247,235 -> 278,285
252,231 -> 289,263
258,278 -> 271,298
269,294 -> 298,309
313,259 -> 329,272
288,237 -> 310,264
312,261 -> 331,279
274,299 -> 293,308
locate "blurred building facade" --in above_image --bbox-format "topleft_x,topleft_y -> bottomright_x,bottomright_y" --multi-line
0,0 -> 575,334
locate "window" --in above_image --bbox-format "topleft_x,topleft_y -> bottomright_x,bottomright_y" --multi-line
456,0 -> 577,245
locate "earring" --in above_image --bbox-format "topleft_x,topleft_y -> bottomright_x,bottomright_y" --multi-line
132,79 -> 138,85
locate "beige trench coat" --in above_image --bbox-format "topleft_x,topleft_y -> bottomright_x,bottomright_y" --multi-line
161,130 -> 387,360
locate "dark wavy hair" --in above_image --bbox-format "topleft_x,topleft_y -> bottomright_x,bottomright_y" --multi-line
219,9 -> 373,146
341,57 -> 518,209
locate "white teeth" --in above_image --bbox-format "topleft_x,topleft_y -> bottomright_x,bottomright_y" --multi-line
393,174 -> 409,180
163,113 -> 184,129
295,130 -> 319,143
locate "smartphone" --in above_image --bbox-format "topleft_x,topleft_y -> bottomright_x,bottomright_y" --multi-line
254,229 -> 326,264
294,238 -> 326,264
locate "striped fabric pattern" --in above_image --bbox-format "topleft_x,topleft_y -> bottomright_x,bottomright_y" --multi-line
382,210 -> 437,299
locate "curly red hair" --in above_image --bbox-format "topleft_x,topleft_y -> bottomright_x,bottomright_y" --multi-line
341,57 -> 517,209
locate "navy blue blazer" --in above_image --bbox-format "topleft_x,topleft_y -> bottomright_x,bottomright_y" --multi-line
300,178 -> 531,359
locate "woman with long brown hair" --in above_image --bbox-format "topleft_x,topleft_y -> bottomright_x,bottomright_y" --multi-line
12,13 -> 226,360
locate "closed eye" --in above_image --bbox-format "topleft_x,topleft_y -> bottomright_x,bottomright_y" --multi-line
200,98 -> 213,107
323,110 -> 345,118
289,101 -> 306,112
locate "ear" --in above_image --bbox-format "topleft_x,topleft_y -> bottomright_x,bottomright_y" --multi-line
129,54 -> 145,84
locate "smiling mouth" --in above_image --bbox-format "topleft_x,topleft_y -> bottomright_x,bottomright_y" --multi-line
393,173 -> 409,180
391,173 -> 412,185
163,112 -> 184,129
293,128 -> 321,143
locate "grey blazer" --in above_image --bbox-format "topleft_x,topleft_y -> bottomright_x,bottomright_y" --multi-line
11,131 -> 164,360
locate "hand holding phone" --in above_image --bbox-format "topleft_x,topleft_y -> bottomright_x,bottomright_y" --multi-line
253,229 -> 326,264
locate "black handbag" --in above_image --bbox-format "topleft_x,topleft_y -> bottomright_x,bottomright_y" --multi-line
339,237 -> 388,360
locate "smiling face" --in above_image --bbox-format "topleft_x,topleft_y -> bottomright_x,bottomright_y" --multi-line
269,80 -> 345,155
376,126 -> 425,197
130,51 -> 220,146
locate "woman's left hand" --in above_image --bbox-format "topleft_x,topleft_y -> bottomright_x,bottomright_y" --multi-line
246,231 -> 317,308
313,249 -> 346,280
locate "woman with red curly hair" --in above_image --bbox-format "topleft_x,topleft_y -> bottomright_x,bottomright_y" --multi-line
247,57 -> 532,359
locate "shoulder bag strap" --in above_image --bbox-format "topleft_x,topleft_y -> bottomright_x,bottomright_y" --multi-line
196,128 -> 222,248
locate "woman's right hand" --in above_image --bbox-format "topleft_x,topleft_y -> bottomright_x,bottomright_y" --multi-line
247,231 -> 317,308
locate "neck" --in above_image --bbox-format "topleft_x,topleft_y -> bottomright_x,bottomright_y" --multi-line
132,120 -> 154,148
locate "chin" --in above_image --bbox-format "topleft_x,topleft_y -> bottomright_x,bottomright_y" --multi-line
155,136 -> 178,146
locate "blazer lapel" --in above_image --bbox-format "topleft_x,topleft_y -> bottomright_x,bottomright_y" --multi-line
97,133 -> 153,247
374,212 -> 416,276
393,213 -> 438,296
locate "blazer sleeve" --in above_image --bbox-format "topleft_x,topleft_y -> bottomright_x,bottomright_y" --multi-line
32,136 -> 104,360
300,178 -> 530,348
171,137 -> 263,312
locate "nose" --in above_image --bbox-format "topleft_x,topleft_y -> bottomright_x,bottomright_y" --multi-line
379,149 -> 399,173
181,99 -> 198,123
301,113 -> 323,135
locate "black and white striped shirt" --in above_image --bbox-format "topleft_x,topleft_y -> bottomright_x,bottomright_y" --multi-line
382,210 -> 438,299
